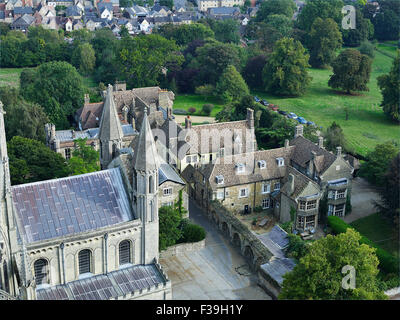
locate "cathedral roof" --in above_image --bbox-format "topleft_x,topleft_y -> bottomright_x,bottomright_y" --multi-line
11,168 -> 133,244
36,264 -> 168,300
99,84 -> 124,142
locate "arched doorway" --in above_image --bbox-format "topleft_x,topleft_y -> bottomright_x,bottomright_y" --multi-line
243,246 -> 254,268
232,233 -> 241,248
221,222 -> 229,237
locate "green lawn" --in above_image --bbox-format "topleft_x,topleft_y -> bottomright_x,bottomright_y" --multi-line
0,68 -> 24,87
350,213 -> 399,258
376,43 -> 397,58
173,94 -> 224,117
253,49 -> 399,157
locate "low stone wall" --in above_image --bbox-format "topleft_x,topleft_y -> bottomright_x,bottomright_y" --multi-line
257,269 -> 280,300
160,239 -> 206,258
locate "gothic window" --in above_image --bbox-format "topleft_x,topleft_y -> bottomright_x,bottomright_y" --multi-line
78,249 -> 92,275
112,144 -> 117,159
149,175 -> 154,194
34,259 -> 49,285
65,148 -> 71,160
119,240 -> 132,266
3,261 -> 9,293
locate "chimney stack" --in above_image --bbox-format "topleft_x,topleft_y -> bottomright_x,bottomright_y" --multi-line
284,139 -> 289,149
185,115 -> 192,129
246,108 -> 254,129
336,146 -> 342,157
294,125 -> 303,138
71,130 -> 76,139
318,136 -> 324,148
288,173 -> 295,195
84,94 -> 90,105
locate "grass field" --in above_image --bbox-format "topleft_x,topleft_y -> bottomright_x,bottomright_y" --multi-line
173,94 -> 224,117
0,68 -> 24,87
376,43 -> 398,58
350,213 -> 399,258
175,49 -> 399,156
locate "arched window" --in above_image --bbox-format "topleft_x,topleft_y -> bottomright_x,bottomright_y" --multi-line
3,261 -> 9,293
149,175 -> 154,194
34,259 -> 49,285
119,240 -> 131,266
78,249 -> 92,275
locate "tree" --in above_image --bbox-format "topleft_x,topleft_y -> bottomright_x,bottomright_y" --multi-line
342,9 -> 374,47
242,55 -> 267,90
377,51 -> 400,123
71,42 -> 96,75
323,122 -> 349,153
307,18 -> 342,68
328,49 -> 372,94
375,153 -> 400,227
116,34 -> 184,88
371,8 -> 399,41
358,41 -> 375,58
7,136 -> 70,185
0,22 -> 10,37
255,0 -> 296,21
216,65 -> 249,103
157,23 -> 214,46
119,25 -> 129,38
0,87 -> 49,143
20,61 -> 85,129
68,138 -> 100,175
159,0 -> 173,9
279,229 -> 387,300
159,205 -> 182,251
119,0 -> 133,7
262,37 -> 312,96
199,18 -> 240,44
359,142 -> 399,187
296,0 -> 344,32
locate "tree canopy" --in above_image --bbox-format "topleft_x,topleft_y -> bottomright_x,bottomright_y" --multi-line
20,61 -> 85,129
255,0 -> 297,21
68,138 -> 100,175
279,228 -> 387,300
262,37 -> 311,96
307,18 -> 342,68
71,42 -> 96,76
159,205 -> 182,251
328,49 -> 372,94
216,65 -> 249,103
377,51 -> 400,123
157,23 -> 214,46
7,136 -> 70,185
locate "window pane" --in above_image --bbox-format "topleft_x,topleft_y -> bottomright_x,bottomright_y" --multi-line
34,259 -> 48,285
78,250 -> 91,274
119,240 -> 131,266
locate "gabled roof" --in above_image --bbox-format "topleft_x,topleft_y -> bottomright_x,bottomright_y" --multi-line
281,166 -> 320,199
99,84 -> 124,141
208,6 -> 240,15
13,6 -> 33,15
289,135 -> 337,175
12,168 -> 133,244
11,13 -> 35,26
159,163 -> 184,185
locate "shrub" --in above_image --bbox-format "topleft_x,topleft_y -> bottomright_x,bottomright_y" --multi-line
327,216 -> 399,274
286,234 -> 309,260
253,206 -> 263,213
195,84 -> 214,96
188,107 -> 196,114
172,108 -> 187,115
181,222 -> 206,243
202,103 -> 214,116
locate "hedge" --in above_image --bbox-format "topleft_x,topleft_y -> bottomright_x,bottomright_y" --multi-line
327,216 -> 399,274
179,220 -> 206,243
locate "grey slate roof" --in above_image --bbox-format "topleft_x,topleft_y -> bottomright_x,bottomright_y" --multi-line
208,6 -> 240,16
13,6 -> 33,15
132,112 -> 160,171
260,257 -> 296,285
12,168 -> 133,244
11,13 -> 35,27
66,5 -> 81,17
55,124 -> 135,142
159,163 -> 184,185
99,84 -> 124,142
257,225 -> 289,258
36,263 -> 167,300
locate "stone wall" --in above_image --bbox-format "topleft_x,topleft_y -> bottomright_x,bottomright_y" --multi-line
159,239 -> 206,258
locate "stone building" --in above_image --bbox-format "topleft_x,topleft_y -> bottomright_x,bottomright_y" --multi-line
182,125 -> 354,232
0,101 -> 172,300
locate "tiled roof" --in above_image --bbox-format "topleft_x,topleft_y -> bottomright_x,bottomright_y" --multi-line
36,263 -> 167,300
12,168 -> 133,244
281,166 -> 320,199
201,146 -> 295,190
55,124 -> 135,142
289,136 -> 336,175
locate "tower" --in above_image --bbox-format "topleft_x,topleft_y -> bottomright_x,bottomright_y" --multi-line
99,84 -> 124,169
132,110 -> 160,264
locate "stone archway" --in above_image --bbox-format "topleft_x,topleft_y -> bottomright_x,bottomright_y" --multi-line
221,221 -> 230,237
232,233 -> 241,248
243,245 -> 254,267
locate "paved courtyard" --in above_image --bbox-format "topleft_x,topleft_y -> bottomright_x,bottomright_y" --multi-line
159,200 -> 272,300
344,177 -> 382,223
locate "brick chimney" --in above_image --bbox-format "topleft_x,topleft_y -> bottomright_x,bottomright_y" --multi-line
185,115 -> 192,129
288,173 -> 295,196
318,136 -> 324,148
84,93 -> 90,105
246,108 -> 254,129
336,146 -> 342,157
284,139 -> 289,149
294,125 -> 303,138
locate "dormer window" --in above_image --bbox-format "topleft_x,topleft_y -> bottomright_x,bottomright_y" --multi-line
258,160 -> 266,169
236,163 -> 245,173
216,175 -> 224,184
276,157 -> 284,167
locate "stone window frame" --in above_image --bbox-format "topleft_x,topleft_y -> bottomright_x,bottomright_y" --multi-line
274,182 -> 280,191
262,183 -> 271,194
33,258 -> 50,286
239,188 -> 248,198
163,187 -> 173,196
262,198 -> 270,209
118,239 -> 133,267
